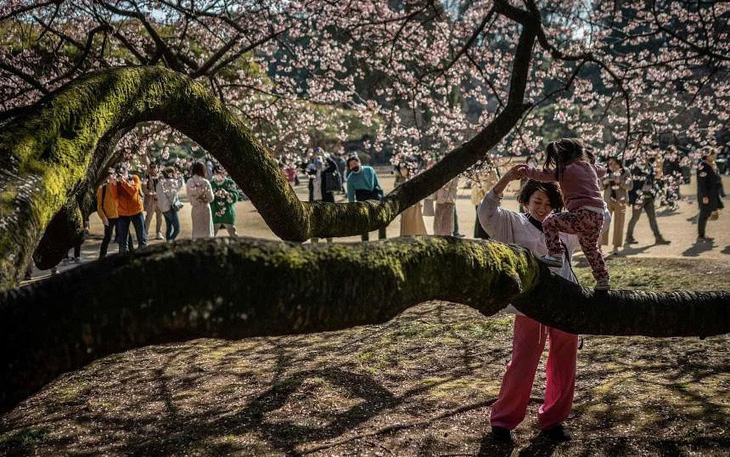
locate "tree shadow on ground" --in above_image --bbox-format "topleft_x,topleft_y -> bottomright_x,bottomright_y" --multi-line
1,299 -> 728,456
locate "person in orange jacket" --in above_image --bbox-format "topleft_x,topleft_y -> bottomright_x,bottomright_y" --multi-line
97,167 -> 133,257
110,163 -> 147,254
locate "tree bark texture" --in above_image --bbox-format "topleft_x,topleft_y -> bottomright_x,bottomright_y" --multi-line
1,237 -> 727,414
0,14 -> 536,290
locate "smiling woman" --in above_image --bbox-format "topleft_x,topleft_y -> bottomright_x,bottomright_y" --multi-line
478,167 -> 583,441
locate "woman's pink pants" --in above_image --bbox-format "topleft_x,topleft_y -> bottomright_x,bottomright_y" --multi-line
490,315 -> 579,430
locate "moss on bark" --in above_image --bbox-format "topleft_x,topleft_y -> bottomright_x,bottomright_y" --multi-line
0,64 -> 532,290
1,236 -> 728,414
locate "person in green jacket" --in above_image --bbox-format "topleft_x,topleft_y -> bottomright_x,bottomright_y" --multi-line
211,165 -> 240,237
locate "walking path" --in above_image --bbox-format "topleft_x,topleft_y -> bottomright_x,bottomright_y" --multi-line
24,169 -> 729,281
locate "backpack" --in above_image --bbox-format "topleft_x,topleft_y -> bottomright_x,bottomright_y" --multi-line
324,169 -> 343,193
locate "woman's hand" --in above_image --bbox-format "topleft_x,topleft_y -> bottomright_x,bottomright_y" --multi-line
492,165 -> 526,196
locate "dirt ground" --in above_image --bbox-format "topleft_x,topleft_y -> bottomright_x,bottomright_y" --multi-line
4,169 -> 729,456
25,168 -> 730,280
2,257 -> 729,456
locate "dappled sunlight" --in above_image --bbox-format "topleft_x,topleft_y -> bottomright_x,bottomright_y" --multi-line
2,299 -> 728,456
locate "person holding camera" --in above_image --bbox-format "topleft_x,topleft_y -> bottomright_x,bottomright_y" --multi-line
97,167 -> 133,257
110,163 -> 147,253
601,157 -> 633,255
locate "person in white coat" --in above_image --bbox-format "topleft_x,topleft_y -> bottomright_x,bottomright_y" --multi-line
186,161 -> 214,239
478,165 -> 608,442
156,167 -> 185,241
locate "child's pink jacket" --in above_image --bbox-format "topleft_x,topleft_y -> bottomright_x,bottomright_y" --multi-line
526,161 -> 606,211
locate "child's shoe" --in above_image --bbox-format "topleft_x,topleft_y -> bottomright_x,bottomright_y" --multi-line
595,278 -> 610,291
539,254 -> 563,268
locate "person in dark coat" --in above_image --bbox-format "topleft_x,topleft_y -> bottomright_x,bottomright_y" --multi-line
307,154 -> 340,243
697,148 -> 725,242
625,156 -> 670,245
307,154 -> 340,204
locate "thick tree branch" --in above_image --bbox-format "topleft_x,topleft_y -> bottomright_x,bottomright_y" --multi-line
1,237 -> 727,415
0,9 -> 537,290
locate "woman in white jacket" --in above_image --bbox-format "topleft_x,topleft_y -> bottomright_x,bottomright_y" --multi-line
186,162 -> 215,239
477,165 -> 591,442
156,167 -> 184,241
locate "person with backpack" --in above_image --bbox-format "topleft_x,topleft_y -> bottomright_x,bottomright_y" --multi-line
156,166 -> 185,241
346,155 -> 386,241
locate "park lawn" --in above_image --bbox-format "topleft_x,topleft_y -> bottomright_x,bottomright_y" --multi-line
1,257 -> 728,456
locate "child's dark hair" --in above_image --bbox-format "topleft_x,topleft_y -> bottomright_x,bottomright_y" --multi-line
518,180 -> 564,213
544,138 -> 594,180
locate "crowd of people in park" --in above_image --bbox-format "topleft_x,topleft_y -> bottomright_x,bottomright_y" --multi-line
35,140 -> 725,284
22,138 -> 727,444
62,157 -> 243,273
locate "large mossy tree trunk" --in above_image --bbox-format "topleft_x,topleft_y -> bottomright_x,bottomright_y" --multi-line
1,237 -> 728,414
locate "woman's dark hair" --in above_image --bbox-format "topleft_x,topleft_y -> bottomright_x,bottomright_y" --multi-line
518,180 -> 564,213
162,167 -> 176,179
544,138 -> 593,180
191,161 -> 206,177
607,156 -> 622,169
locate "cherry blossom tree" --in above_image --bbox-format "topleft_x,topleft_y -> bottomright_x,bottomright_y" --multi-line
0,0 -> 728,413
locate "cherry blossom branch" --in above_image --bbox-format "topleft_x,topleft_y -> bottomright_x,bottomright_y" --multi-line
650,0 -> 730,62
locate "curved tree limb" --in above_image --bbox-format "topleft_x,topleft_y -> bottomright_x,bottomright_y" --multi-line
0,42 -> 532,289
0,1 -> 541,289
1,236 -> 727,414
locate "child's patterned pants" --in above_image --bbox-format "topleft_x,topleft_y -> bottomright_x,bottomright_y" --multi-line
543,208 -> 608,283
490,316 -> 579,430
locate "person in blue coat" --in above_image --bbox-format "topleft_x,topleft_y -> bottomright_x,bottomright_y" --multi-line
346,155 -> 386,241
